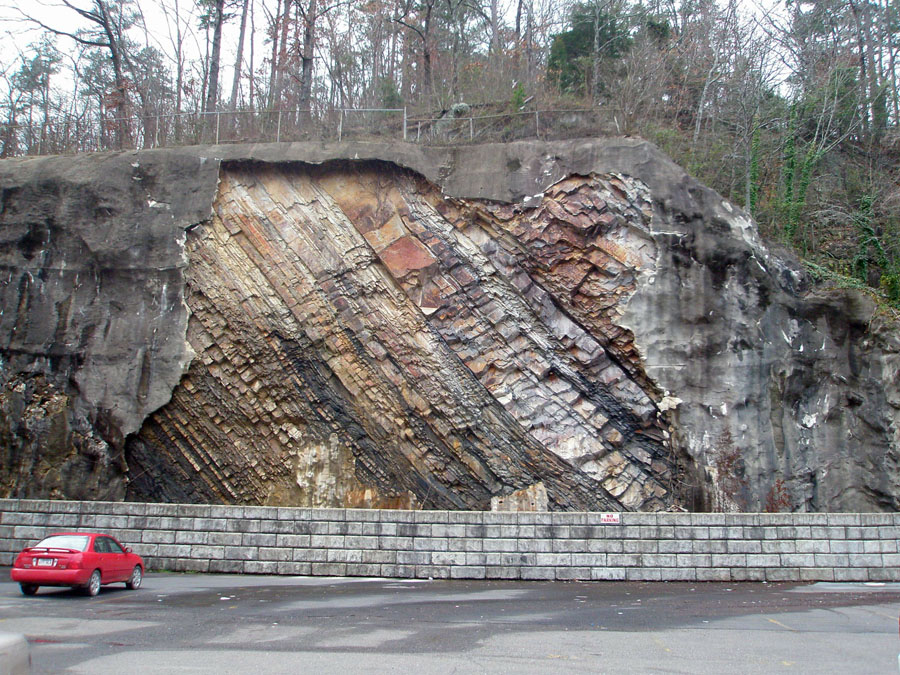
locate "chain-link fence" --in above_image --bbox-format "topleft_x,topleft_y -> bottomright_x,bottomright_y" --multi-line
2,106 -> 609,157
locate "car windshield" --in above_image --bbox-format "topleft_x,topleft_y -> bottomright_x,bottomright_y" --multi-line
33,535 -> 90,551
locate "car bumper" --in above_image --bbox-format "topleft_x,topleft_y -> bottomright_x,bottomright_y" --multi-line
10,567 -> 91,587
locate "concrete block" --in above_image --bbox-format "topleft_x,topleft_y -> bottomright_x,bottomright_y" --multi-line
658,540 -> 693,553
571,553 -> 607,567
451,566 -> 487,579
764,568 -> 801,581
800,568 -> 834,582
518,539 -> 551,553
293,549 -> 327,563
691,513 -> 726,526
171,558 -> 210,573
311,562 -> 347,576
726,540 -> 762,554
242,533 -> 277,547
606,553 -> 641,567
659,568 -> 697,581
310,535 -> 345,549
516,513 -> 552,526
794,540 -> 830,554
591,567 -> 626,581
415,566 -> 451,579
780,553 -> 815,567
696,568 -> 731,581
208,532 -> 242,546
277,562 -> 312,575
483,538 -> 517,552
833,567 -> 869,582
433,552 -> 467,565
520,567 -> 556,580
693,540 -> 727,554
556,567 -> 591,580
346,563 -> 382,577
743,554 -> 779,567
623,540 -> 658,554
465,553 -> 487,566
588,539 -> 623,553
846,553 -> 883,567
226,519 -> 261,534
628,567 -> 662,581
414,537 -> 448,552
189,545 -> 225,560
485,566 -> 521,580
173,531 -> 209,545
258,547 -> 293,562
676,554 -> 711,568
344,536 -> 379,550
224,546 -> 259,561
244,561 -> 280,574
644,554 -> 678,567
142,530 -> 175,544
156,544 -> 191,558
730,568 -> 765,582
275,534 -> 311,548
397,551 -> 431,565
327,549 -> 363,564
829,540 -> 864,554
711,554 -> 746,567
552,538 -> 591,553
448,511 -> 483,524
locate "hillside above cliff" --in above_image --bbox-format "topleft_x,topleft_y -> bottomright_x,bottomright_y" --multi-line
1,138 -> 897,512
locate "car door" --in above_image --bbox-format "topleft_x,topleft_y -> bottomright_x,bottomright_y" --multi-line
91,536 -> 113,581
104,537 -> 131,581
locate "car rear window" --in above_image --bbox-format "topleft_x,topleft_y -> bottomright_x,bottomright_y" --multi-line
34,535 -> 90,551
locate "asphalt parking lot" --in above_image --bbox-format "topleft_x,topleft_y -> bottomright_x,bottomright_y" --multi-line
0,571 -> 898,674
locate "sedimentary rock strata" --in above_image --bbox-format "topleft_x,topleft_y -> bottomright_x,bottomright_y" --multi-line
0,139 -> 897,511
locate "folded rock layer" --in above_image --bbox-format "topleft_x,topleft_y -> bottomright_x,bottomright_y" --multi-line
126,163 -> 672,511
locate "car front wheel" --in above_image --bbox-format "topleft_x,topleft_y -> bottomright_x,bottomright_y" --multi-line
19,583 -> 38,596
126,566 -> 142,590
85,570 -> 101,597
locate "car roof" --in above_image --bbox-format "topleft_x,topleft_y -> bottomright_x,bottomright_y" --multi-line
45,532 -> 108,539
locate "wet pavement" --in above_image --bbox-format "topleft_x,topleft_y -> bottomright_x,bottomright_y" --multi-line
0,571 -> 898,673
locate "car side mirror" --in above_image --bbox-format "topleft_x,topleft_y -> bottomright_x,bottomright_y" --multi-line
125,547 -> 132,553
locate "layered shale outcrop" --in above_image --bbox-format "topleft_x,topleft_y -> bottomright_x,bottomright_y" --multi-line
0,139 -> 897,511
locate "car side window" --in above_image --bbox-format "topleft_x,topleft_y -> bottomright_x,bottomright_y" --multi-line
93,538 -> 108,553
106,539 -> 125,554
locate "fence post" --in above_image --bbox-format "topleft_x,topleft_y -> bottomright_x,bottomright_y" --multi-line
215,111 -> 221,144
417,121 -> 421,142
403,107 -> 407,142
535,111 -> 539,138
469,117 -> 474,140
338,109 -> 343,142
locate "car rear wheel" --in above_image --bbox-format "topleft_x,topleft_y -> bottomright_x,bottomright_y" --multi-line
126,565 -> 142,590
85,569 -> 101,597
19,583 -> 38,596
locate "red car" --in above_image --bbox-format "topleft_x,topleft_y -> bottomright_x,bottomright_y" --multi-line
10,532 -> 144,597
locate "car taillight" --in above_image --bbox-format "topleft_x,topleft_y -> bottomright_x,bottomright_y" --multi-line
67,557 -> 82,569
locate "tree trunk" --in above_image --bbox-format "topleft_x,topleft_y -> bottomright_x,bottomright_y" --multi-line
204,0 -> 226,114
298,0 -> 318,118
230,0 -> 250,111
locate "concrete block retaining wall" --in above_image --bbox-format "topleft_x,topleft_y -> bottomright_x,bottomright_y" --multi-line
1,499 -> 898,582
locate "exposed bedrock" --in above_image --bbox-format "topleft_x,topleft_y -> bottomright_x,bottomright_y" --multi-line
0,139 -> 897,511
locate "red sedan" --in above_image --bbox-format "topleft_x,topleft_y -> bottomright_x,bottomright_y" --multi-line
10,532 -> 144,597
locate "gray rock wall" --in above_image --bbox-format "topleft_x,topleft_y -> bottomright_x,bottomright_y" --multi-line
0,139 -> 896,511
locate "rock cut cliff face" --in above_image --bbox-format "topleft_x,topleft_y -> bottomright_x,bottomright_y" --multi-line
0,139 -> 897,511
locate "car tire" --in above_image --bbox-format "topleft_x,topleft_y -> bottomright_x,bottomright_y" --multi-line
85,569 -> 101,597
19,583 -> 38,596
126,566 -> 142,590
